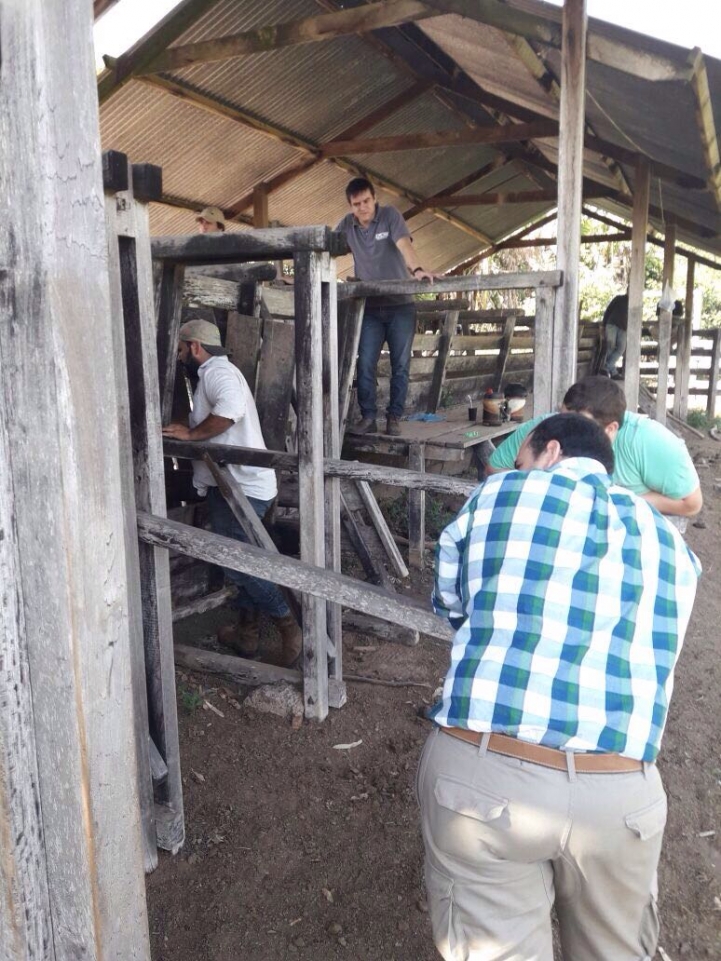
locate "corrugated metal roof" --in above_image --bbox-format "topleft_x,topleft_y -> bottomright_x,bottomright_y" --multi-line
97,0 -> 721,266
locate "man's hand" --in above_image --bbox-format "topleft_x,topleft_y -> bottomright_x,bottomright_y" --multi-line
414,268 -> 438,282
162,423 -> 193,441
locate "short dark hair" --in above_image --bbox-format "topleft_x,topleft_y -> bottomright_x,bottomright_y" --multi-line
345,177 -> 375,202
562,375 -> 626,428
527,413 -> 614,474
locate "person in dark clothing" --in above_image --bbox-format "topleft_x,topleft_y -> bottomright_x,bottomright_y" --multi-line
602,292 -> 628,379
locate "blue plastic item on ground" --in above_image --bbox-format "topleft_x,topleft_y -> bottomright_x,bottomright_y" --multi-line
406,412 -> 445,422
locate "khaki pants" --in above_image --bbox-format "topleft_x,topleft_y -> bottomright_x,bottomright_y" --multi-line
417,728 -> 666,961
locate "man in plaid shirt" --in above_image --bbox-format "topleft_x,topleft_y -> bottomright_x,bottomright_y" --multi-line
419,413 -> 700,961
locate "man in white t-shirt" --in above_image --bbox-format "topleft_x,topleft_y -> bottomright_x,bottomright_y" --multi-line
162,319 -> 301,667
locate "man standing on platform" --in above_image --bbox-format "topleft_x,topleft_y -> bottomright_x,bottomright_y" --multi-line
420,413 -> 700,961
602,290 -> 629,378
336,177 -> 435,436
162,319 -> 302,668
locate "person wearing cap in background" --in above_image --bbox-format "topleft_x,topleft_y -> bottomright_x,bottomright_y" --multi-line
162,319 -> 302,667
420,412 -> 701,961
335,176 -> 436,437
196,205 -> 226,234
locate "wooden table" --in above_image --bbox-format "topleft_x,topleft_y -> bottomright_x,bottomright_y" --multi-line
343,407 -> 524,568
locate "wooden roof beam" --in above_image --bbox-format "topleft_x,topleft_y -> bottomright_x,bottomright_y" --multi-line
403,156 -> 510,220
97,0 -> 224,103
138,75 -> 492,245
414,186 -> 611,208
689,48 -> 721,211
425,0 -> 693,83
449,210 -> 560,273
321,120 -> 558,157
143,0 -> 440,73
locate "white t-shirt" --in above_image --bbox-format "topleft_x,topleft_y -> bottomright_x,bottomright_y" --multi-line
189,355 -> 278,501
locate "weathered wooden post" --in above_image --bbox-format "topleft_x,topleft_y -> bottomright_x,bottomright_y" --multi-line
626,158 -> 651,410
552,0 -> 587,407
656,221 -> 677,423
674,256 -> 696,420
0,0 -> 150,955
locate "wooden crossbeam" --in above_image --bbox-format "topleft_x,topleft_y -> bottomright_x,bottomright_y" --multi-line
144,0 -> 440,73
415,187 -> 610,207
337,270 -> 563,300
689,48 -> 721,211
321,120 -> 559,157
425,0 -> 693,83
97,0 -> 223,102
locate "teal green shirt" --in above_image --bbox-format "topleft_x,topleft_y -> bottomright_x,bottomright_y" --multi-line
489,411 -> 699,499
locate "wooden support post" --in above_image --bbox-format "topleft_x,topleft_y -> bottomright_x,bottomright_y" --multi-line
155,261 -> 186,423
120,200 -> 186,855
226,311 -> 263,392
105,167 -> 158,873
494,314 -> 518,389
321,255 -> 345,702
707,328 -> 721,420
253,182 -> 269,228
355,481 -> 409,579
534,287 -> 556,414
0,0 -> 150,952
338,297 -> 366,439
656,221 -> 677,423
294,250 -> 329,719
552,0 -> 587,409
408,443 -> 426,569
427,310 -> 460,412
674,257 -> 696,420
254,318 -> 296,450
626,158 -> 651,411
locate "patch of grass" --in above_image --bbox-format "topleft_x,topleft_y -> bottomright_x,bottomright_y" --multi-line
687,409 -> 721,431
179,686 -> 203,713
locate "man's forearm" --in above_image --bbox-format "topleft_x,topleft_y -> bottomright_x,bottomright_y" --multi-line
162,413 -> 233,442
641,486 -> 703,517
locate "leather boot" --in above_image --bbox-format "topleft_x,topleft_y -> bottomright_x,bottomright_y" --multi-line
385,415 -> 402,436
217,609 -> 259,658
271,614 -> 303,668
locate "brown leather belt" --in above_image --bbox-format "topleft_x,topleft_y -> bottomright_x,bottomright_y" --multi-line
441,727 -> 643,773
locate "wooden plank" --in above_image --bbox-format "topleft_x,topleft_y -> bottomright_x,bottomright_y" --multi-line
534,286 -> 555,414
155,261 -> 186,425
626,158 -> 651,411
338,297 -> 366,440
415,297 -> 470,312
138,513 -> 454,642
494,315 -> 517,389
255,319 -> 296,451
152,226 -> 336,263
226,311 -> 262,393
1,0 -> 151,951
146,0 -> 438,72
175,644 -> 302,686
552,0 -> 587,411
656,221 -> 677,424
341,483 -> 396,591
322,120 -> 559,157
184,273 -> 241,311
294,250 -> 329,719
707,329 -> 721,420
343,611 -> 419,646
427,310 -> 459,413
674,256 -> 696,420
173,586 -> 236,622
125,201 -> 185,855
105,187 -> 158,874
253,182 -> 269,227
187,262 -> 277,283
408,444 -> 426,570
338,271 -> 563,300
689,48 -> 721,211
262,284 -> 296,318
355,481 -> 409,579
321,256 -> 345,697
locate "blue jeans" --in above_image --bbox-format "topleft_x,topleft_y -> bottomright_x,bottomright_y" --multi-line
206,487 -> 289,619
357,305 -> 415,418
604,323 -> 626,373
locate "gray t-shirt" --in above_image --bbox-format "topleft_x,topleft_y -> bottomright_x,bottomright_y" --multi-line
336,204 -> 413,307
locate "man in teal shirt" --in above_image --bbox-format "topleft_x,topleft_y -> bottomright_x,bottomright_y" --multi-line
489,376 -> 702,518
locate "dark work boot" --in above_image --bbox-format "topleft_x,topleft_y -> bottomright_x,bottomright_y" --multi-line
353,416 -> 378,434
217,609 -> 259,658
271,614 -> 303,668
385,415 -> 402,436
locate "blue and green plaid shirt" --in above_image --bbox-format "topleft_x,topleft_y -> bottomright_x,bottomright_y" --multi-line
431,458 -> 701,762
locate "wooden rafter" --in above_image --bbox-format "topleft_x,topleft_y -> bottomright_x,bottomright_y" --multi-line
226,81 -> 432,217
137,75 -> 492,244
425,0 -> 693,83
403,156 -> 510,219
449,210 -> 559,273
97,0 -> 224,103
414,186 -> 611,208
144,0 -> 439,73
689,48 -> 721,211
321,120 -> 559,157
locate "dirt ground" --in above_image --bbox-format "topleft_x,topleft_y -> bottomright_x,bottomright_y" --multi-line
147,437 -> 721,961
